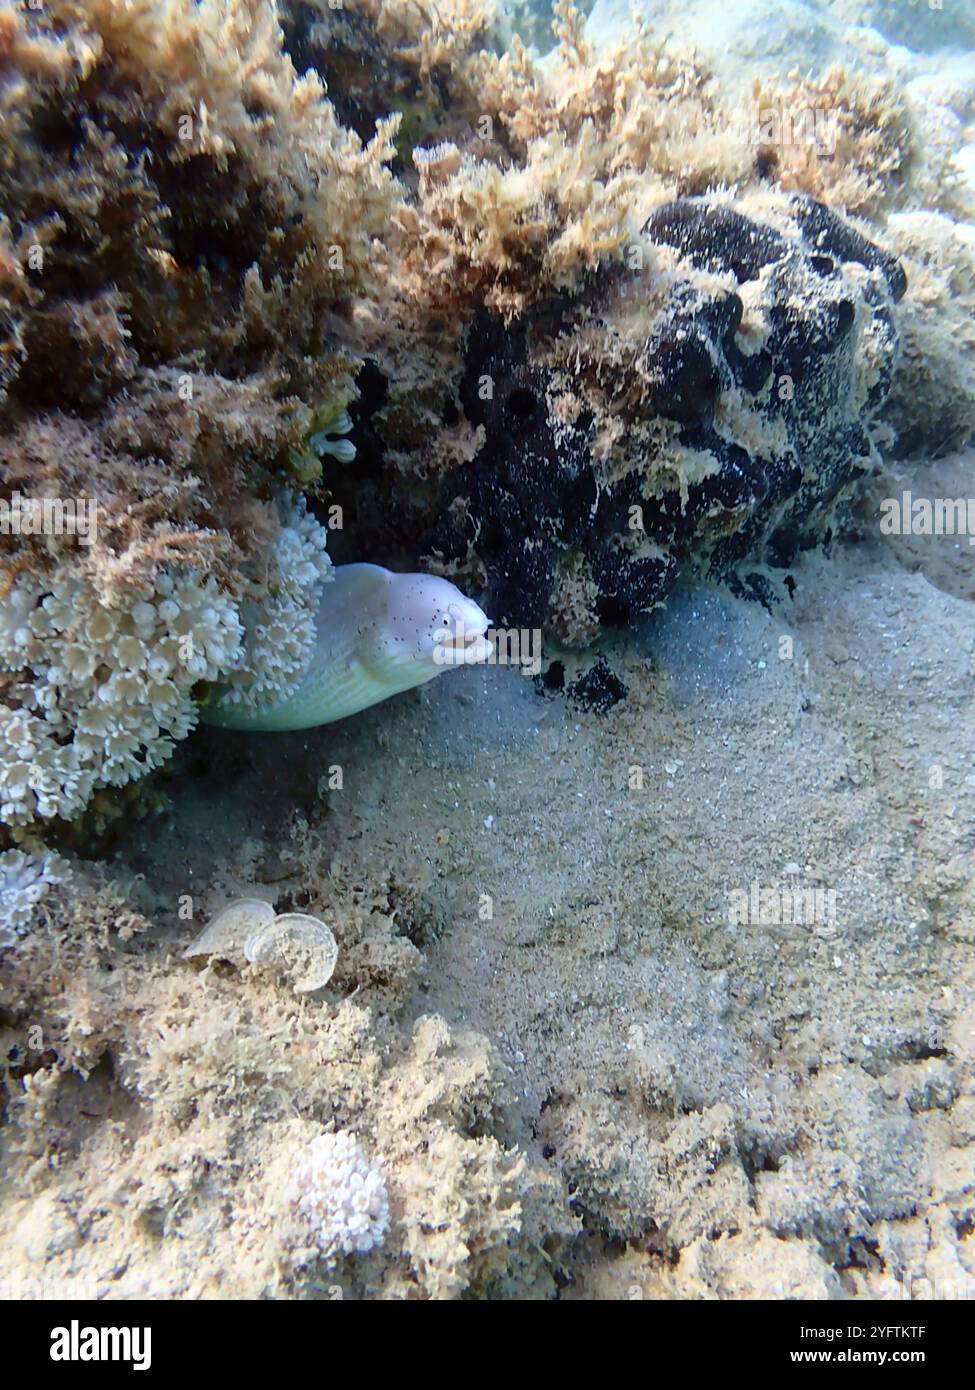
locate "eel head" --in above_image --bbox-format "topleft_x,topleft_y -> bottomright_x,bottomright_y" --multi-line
377,572 -> 493,671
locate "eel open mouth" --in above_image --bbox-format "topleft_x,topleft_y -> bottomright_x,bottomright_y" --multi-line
435,614 -> 494,665
441,627 -> 488,651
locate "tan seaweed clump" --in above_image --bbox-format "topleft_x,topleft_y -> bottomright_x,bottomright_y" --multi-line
388,5 -> 721,317
290,3 -> 726,320
361,0 -> 503,98
292,0 -> 504,152
32,0 -> 397,360
398,127 -> 641,318
549,553 -> 602,649
467,1 -> 726,181
0,861 -> 577,1299
0,0 -> 400,405
746,66 -> 915,218
0,0 -> 411,828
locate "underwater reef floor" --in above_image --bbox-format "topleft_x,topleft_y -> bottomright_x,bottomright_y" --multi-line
1,525 -> 974,1298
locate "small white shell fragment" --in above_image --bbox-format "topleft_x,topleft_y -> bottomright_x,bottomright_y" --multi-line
182,898 -> 275,960
244,912 -> 338,993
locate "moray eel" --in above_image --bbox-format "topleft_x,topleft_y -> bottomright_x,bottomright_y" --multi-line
201,564 -> 493,732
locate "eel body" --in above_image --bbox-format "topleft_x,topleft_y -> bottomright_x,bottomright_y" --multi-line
201,564 -> 492,732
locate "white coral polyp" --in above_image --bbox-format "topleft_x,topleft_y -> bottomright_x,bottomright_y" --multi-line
218,496 -> 333,710
0,495 -> 331,824
0,848 -> 70,948
289,1131 -> 390,1262
0,568 -> 243,826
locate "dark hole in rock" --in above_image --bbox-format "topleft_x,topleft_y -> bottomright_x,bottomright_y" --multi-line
754,146 -> 779,179
567,659 -> 628,713
537,660 -> 566,694
597,596 -> 630,627
507,387 -> 537,420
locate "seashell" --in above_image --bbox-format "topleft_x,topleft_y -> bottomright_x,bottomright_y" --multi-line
182,897 -> 275,960
243,912 -> 338,994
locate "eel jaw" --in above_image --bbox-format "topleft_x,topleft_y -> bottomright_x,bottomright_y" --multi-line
434,617 -> 493,666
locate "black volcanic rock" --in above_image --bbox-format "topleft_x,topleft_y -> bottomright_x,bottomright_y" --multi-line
420,193 -> 905,636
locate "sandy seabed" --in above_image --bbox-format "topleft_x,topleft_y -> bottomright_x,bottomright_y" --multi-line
2,462 -> 973,1299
